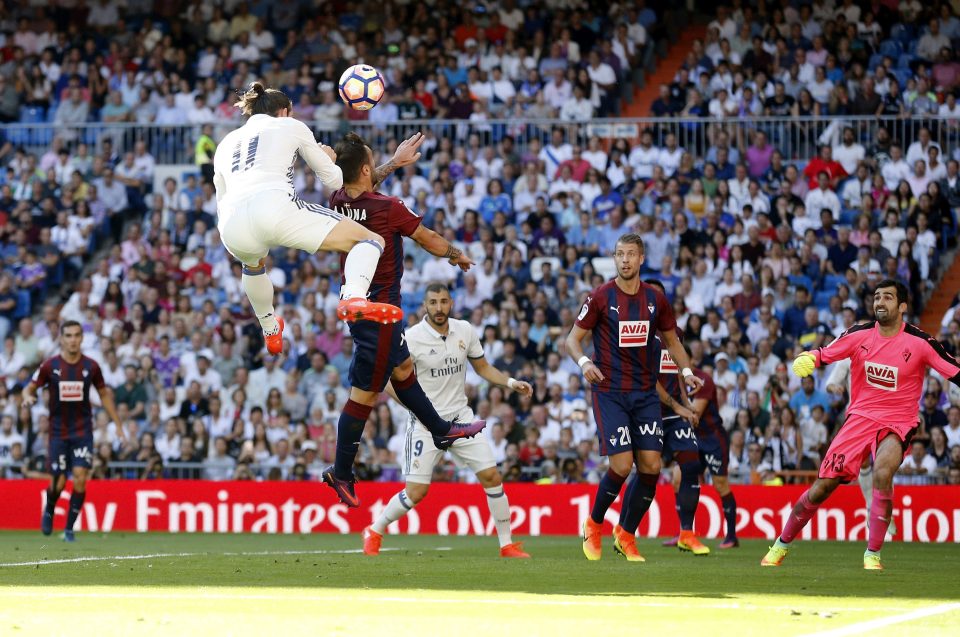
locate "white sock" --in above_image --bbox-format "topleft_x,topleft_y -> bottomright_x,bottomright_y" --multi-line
371,489 -> 414,535
485,486 -> 513,548
242,270 -> 278,333
340,240 -> 383,300
858,465 -> 873,511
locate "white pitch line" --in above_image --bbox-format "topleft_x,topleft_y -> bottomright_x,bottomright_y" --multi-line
799,602 -> 960,637
0,547 -> 426,568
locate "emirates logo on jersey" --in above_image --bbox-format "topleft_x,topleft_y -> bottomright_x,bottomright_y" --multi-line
864,361 -> 898,391
618,321 -> 650,347
659,350 -> 678,373
58,381 -> 84,402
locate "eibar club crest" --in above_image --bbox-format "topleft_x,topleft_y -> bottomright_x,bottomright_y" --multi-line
902,350 -> 912,362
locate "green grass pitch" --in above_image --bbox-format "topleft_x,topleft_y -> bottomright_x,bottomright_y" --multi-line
0,532 -> 958,636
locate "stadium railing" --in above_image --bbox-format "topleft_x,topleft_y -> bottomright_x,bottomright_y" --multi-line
2,116 -> 956,167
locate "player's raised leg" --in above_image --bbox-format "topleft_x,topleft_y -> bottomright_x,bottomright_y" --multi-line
320,219 -> 401,324
390,362 -> 486,446
761,476 -> 840,566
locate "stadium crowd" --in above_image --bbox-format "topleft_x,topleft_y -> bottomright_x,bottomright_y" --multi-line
1,1 -> 960,488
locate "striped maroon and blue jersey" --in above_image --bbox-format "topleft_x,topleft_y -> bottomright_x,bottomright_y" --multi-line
32,355 -> 106,440
330,188 -> 423,306
575,280 -> 676,393
693,367 -> 725,437
656,331 -> 683,417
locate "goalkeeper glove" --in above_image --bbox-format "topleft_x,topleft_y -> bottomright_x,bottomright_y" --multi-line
792,352 -> 817,378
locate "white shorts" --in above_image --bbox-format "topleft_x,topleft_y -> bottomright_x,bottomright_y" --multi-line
402,407 -> 497,484
218,191 -> 342,265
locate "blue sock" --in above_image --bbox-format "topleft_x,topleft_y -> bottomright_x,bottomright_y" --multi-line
393,372 -> 451,435
590,469 -> 627,524
722,492 -> 738,541
334,399 -> 373,480
618,472 -> 658,533
677,462 -> 702,530
65,491 -> 85,532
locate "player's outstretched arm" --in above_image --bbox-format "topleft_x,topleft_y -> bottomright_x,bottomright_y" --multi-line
566,325 -> 603,384
409,225 -> 475,271
469,357 -> 533,395
294,120 -> 343,190
372,132 -> 425,187
920,334 -> 960,387
662,329 -> 703,394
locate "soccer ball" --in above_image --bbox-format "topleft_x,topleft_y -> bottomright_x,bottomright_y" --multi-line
338,65 -> 386,111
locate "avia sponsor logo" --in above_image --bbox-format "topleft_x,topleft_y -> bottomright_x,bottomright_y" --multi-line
864,361 -> 898,391
618,320 -> 650,347
659,350 -> 678,374
58,381 -> 84,402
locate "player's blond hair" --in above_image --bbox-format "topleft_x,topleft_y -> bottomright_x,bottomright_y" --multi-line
616,233 -> 645,254
234,82 -> 292,117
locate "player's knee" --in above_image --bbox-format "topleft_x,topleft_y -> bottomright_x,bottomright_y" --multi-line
369,232 -> 385,249
873,466 -> 895,488
477,468 -> 502,488
405,484 -> 428,504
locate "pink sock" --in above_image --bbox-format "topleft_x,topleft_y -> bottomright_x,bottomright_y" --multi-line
867,489 -> 893,552
780,491 -> 820,543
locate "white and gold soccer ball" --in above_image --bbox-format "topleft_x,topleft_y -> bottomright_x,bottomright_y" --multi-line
338,64 -> 386,111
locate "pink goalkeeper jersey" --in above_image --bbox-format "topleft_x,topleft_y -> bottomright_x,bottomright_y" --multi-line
812,321 -> 960,424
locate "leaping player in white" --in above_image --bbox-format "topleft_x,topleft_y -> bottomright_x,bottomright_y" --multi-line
213,82 -> 422,354
364,283 -> 534,558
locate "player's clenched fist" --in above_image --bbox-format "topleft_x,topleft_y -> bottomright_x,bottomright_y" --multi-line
581,360 -> 604,384
792,352 -> 817,378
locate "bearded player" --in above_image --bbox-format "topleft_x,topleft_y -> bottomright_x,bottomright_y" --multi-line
22,321 -> 125,542
763,280 -> 960,570
321,133 -> 486,507
566,234 -> 703,562
363,284 -> 532,558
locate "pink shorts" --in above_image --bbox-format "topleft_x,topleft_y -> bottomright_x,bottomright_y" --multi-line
818,414 -> 918,481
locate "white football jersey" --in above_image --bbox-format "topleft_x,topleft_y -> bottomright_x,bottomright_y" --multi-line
212,114 -> 342,207
405,317 -> 484,421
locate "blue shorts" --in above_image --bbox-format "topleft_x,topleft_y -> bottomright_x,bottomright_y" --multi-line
661,415 -> 699,461
592,391 -> 663,456
348,321 -> 410,392
695,427 -> 729,477
48,436 -> 93,476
